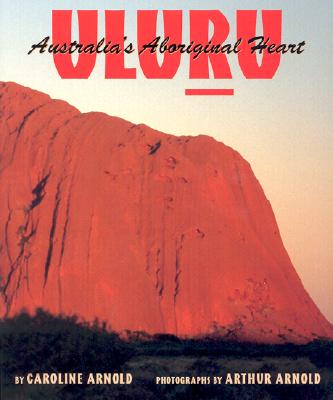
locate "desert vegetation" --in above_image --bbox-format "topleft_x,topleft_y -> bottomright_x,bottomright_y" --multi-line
1,310 -> 332,399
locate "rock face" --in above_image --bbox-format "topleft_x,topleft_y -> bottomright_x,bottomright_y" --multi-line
0,82 -> 332,343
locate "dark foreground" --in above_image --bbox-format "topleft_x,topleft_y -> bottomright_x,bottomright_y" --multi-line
1,310 -> 332,400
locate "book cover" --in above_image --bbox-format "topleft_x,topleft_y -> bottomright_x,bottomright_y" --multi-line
0,1 -> 332,399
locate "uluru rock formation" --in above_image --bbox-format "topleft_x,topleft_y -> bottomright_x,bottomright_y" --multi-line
0,82 -> 332,343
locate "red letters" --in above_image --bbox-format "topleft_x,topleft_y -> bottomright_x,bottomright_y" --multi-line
138,11 -> 182,79
237,10 -> 282,79
105,11 -> 136,79
51,9 -> 283,81
189,10 -> 232,79
52,10 -> 97,79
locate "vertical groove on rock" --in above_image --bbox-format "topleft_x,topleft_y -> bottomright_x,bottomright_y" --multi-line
154,247 -> 165,331
134,125 -> 145,238
57,177 -> 75,313
43,182 -> 61,287
145,250 -> 151,274
155,265 -> 164,298
59,192 -> 71,267
24,254 -> 34,302
174,234 -> 184,334
4,195 -> 13,265
87,213 -> 94,269
2,213 -> 36,314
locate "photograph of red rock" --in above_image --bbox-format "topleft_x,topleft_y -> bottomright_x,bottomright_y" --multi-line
1,82 -> 333,399
1,82 -> 332,345
1,1 -> 332,399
